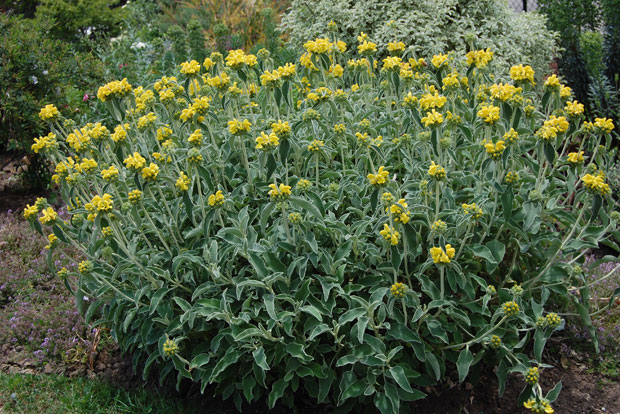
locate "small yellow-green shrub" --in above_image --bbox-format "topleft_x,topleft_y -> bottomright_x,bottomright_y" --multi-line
30,32 -> 619,413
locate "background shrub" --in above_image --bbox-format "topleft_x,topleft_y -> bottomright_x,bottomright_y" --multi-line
0,14 -> 104,187
280,0 -> 558,78
539,0 -> 620,144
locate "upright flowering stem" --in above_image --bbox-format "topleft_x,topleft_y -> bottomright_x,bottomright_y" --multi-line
154,186 -> 183,247
524,206 -> 586,290
365,147 -> 376,174
216,209 -> 226,229
140,204 -> 173,256
439,266 -> 445,301
315,152 -> 320,187
434,181 -> 441,223
194,170 -> 207,220
238,136 -> 252,182
281,203 -> 292,243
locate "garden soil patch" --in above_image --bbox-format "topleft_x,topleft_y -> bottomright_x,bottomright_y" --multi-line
2,341 -> 619,413
408,361 -> 620,414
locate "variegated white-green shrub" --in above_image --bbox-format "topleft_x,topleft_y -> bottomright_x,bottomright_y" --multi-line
280,0 -> 558,79
30,32 -> 619,413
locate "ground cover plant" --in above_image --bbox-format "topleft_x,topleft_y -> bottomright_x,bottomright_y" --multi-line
0,209 -> 91,366
0,372 -> 201,414
30,29 -> 619,413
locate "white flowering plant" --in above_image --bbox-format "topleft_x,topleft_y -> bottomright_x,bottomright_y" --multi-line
29,30 -> 619,413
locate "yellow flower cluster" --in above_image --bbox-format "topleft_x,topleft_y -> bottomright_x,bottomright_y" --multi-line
441,72 -> 464,90
255,132 -> 279,150
477,104 -> 500,124
128,189 -> 143,204
297,179 -> 313,192
137,112 -> 157,130
45,233 -> 59,250
288,212 -> 302,224
388,199 -> 410,224
509,64 -> 535,85
86,194 -> 114,214
112,124 -> 130,142
358,40 -> 377,55
31,132 -> 57,153
465,48 -> 493,68
430,244 -> 455,263
582,172 -> 611,196
567,151 -> 584,164
536,115 -> 569,141
79,158 -> 97,173
431,53 -> 448,68
97,78 -> 132,102
347,58 -> 370,71
78,260 -> 93,274
462,203 -> 483,218
268,182 -> 292,201
176,172 -> 190,192
134,87 -> 155,113
505,171 -> 519,184
303,38 -> 334,54
307,87 -> 332,102
421,109 -> 444,127
208,190 -> 225,207
228,119 -> 252,135
489,83 -> 522,102
124,152 -> 147,170
277,63 -> 297,79
39,104 -> 60,121
180,60 -> 201,76
141,163 -> 160,181
101,165 -> 119,181
428,161 -> 446,180
483,140 -> 506,159
490,335 -> 502,348
367,166 -> 389,186
381,56 -> 402,71
188,129 -> 203,146
379,224 -> 400,245
387,41 -> 406,54
594,117 -> 615,134
545,312 -> 562,328
260,70 -> 281,87
23,204 -> 39,220
163,338 -> 178,357
525,367 -> 539,384
390,282 -> 407,298
225,49 -> 257,68
307,139 -> 324,152
543,74 -> 561,90
419,88 -> 447,110
431,219 -> 447,232
206,72 -> 231,89
38,207 -> 58,225
524,398 -> 554,414
565,100 -> 584,117
271,120 -> 291,137
66,128 -> 92,152
503,128 -> 519,144
502,301 -> 520,316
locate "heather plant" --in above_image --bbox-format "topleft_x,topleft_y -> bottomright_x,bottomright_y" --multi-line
32,30 -> 619,413
0,210 -> 90,364
280,0 -> 558,79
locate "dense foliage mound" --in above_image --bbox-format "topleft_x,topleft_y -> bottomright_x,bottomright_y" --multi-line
29,32 -> 618,413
